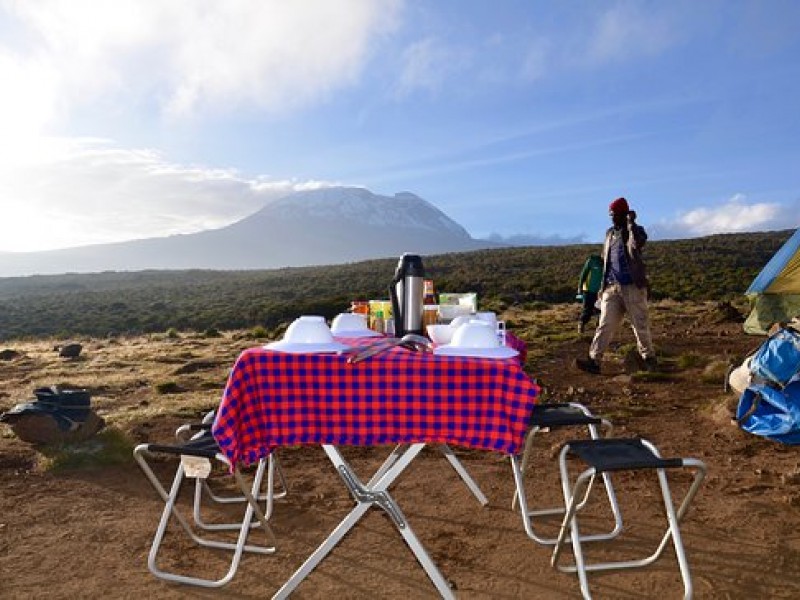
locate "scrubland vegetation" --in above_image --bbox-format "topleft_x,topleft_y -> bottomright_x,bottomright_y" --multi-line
0,229 -> 790,340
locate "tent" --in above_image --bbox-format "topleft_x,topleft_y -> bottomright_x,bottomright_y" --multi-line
744,228 -> 800,334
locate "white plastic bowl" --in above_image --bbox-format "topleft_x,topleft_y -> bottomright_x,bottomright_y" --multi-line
331,312 -> 369,334
433,319 -> 519,358
450,315 -> 474,329
450,321 -> 500,348
285,315 -> 333,343
474,311 -> 498,328
427,324 -> 454,345
263,315 -> 350,353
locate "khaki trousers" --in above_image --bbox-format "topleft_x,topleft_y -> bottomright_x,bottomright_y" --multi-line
589,283 -> 654,361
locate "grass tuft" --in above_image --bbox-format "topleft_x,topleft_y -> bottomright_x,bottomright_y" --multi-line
676,352 -> 707,369
701,360 -> 732,385
37,428 -> 134,472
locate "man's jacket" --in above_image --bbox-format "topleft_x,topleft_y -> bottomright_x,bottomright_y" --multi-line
600,221 -> 648,291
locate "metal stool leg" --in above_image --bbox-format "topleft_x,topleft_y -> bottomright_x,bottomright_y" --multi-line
192,453 -> 288,530
175,419 -> 289,531
134,444 -> 277,588
551,438 -> 707,599
511,403 -> 621,545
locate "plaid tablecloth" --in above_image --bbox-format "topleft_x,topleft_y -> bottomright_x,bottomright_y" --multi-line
505,331 -> 527,365
213,339 -> 540,468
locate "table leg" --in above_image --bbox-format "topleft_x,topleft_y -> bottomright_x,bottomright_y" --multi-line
366,444 -> 407,487
272,444 -> 455,600
439,444 -> 489,506
371,444 -> 488,506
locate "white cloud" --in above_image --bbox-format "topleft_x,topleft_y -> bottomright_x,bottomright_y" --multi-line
0,0 -> 402,127
0,137 -> 333,252
515,3 -> 678,82
581,3 -> 675,66
0,0 -> 400,252
519,38 -> 552,82
652,194 -> 800,239
482,232 -> 587,247
395,37 -> 465,96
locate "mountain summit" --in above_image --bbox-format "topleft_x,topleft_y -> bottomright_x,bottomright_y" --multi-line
0,187 -> 497,276
253,187 -> 472,237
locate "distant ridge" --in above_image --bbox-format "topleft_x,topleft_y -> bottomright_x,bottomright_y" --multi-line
0,187 -> 499,277
0,229 -> 793,340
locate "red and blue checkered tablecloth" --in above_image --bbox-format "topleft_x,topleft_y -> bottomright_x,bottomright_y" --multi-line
504,331 -> 527,364
212,338 -> 540,468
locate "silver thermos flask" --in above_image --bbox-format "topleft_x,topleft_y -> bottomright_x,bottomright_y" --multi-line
390,253 -> 425,337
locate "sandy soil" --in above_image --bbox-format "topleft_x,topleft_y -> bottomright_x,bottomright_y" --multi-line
2,301 -> 800,599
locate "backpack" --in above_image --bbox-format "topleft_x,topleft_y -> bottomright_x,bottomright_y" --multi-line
749,327 -> 800,389
0,385 -> 103,444
736,326 -> 800,444
736,382 -> 800,444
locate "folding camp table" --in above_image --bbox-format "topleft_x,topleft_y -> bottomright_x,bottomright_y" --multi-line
212,342 -> 539,597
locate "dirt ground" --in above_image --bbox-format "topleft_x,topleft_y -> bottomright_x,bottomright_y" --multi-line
2,300 -> 800,599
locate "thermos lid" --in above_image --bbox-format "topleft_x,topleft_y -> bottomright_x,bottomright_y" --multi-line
395,253 -> 425,278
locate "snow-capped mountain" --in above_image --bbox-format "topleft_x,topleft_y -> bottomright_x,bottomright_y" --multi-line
0,187 -> 498,276
261,188 -> 470,236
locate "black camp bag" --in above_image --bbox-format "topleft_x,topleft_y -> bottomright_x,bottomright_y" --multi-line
0,386 -> 103,444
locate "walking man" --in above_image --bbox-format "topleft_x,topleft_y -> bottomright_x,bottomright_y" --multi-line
576,197 -> 656,374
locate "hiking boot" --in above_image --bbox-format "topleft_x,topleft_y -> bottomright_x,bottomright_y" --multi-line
643,356 -> 659,372
575,357 -> 600,375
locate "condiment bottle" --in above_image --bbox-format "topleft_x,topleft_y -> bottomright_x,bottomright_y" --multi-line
423,279 -> 438,328
423,279 -> 437,305
373,308 -> 385,334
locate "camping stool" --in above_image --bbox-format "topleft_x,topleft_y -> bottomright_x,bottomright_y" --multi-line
175,417 -> 288,531
510,402 -> 621,545
133,431 -> 278,588
551,437 -> 707,599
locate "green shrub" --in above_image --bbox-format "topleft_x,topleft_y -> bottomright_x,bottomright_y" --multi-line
0,229 -> 791,340
250,325 -> 269,339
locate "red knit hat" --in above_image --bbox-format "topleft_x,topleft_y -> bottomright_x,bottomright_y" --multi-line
609,197 -> 629,214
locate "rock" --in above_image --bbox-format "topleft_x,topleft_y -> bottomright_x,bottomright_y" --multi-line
58,343 -> 83,358
7,411 -> 105,445
0,349 -> 20,361
709,301 -> 743,323
622,349 -> 645,374
780,470 -> 800,485
173,360 -> 219,375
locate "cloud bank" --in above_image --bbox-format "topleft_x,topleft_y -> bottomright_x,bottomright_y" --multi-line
0,0 -> 400,251
0,138 -> 330,252
0,0 -> 402,124
651,195 -> 800,240
490,195 -> 800,248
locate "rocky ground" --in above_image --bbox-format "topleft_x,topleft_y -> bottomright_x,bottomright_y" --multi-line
1,300 -> 800,599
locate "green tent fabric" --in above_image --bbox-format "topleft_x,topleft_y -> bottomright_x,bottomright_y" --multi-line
744,228 -> 800,334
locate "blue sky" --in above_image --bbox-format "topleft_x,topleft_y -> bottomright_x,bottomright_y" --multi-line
1,0 -> 799,252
